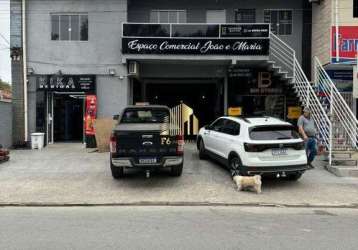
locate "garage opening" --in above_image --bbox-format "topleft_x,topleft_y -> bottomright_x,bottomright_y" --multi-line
136,81 -> 224,139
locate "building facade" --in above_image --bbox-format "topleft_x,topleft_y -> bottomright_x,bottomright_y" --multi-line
312,0 -> 358,116
11,0 -> 314,144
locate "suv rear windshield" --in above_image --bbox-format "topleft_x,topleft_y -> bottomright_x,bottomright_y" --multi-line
120,108 -> 170,124
249,125 -> 300,140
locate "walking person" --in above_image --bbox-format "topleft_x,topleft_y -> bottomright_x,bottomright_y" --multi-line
297,107 -> 317,168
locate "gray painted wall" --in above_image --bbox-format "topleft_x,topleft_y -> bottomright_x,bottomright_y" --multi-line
25,0 -> 130,133
0,101 -> 13,148
96,76 -> 129,118
128,0 -> 304,62
26,0 -> 128,75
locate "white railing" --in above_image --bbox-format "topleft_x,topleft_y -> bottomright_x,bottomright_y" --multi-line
270,33 -> 333,164
269,33 -> 295,78
314,57 -> 358,151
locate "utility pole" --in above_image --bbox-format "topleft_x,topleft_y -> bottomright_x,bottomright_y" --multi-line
335,0 -> 340,62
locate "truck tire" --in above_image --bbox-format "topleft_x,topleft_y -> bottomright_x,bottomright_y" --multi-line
170,163 -> 183,177
110,163 -> 124,179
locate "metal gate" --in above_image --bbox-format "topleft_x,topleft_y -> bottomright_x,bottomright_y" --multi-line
169,103 -> 199,140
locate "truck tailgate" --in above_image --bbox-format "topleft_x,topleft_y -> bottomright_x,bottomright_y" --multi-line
114,131 -> 178,157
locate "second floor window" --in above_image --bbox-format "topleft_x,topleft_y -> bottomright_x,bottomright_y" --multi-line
51,14 -> 88,41
264,10 -> 292,35
150,10 -> 187,23
354,0 -> 358,18
235,9 -> 256,23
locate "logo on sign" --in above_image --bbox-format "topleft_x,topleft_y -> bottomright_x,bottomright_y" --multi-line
250,72 -> 282,94
39,76 -> 76,90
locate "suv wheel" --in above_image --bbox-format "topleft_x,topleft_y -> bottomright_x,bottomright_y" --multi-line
229,156 -> 246,176
198,139 -> 207,160
287,172 -> 303,181
170,163 -> 183,177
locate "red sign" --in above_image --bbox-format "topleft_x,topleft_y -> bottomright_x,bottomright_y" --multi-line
331,26 -> 358,63
84,95 -> 97,136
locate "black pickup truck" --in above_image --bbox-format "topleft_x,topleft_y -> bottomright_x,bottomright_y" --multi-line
110,105 -> 184,179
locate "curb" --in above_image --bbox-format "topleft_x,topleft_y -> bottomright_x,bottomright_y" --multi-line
1,202 -> 358,209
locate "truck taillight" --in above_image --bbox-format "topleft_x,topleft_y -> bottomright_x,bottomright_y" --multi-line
176,134 -> 184,155
110,134 -> 117,153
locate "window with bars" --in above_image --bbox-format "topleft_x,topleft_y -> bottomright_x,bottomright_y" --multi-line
264,10 -> 292,35
354,0 -> 358,18
51,14 -> 88,41
235,9 -> 256,23
150,10 -> 187,23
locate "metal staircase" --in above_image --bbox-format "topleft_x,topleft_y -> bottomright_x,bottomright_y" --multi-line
269,33 -> 358,173
269,33 -> 333,165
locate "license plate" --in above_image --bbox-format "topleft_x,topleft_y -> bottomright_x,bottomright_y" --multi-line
139,158 -> 157,164
272,148 -> 288,156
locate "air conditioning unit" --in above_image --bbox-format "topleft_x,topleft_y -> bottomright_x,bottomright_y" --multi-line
128,61 -> 139,76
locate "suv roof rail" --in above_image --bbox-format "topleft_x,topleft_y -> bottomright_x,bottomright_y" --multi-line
229,116 -> 251,123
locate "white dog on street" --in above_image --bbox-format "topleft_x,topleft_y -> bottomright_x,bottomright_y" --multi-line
233,175 -> 262,194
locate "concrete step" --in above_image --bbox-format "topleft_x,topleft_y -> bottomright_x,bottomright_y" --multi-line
331,159 -> 357,166
326,165 -> 358,177
332,152 -> 352,159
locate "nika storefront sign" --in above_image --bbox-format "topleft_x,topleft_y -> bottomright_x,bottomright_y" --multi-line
331,26 -> 358,64
37,75 -> 96,93
122,23 -> 270,56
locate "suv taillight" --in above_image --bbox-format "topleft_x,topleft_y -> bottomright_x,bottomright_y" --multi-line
176,134 -> 184,155
110,133 -> 117,153
244,143 -> 266,152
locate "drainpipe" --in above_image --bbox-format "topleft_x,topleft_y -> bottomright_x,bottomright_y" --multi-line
22,0 -> 28,141
335,0 -> 340,62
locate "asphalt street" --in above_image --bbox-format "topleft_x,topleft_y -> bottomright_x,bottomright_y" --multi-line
0,206 -> 358,250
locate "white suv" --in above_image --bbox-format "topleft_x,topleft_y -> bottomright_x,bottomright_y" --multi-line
197,116 -> 308,180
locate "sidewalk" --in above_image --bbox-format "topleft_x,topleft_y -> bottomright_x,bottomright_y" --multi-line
0,143 -> 357,207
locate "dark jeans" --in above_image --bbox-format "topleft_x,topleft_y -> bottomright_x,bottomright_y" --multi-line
305,137 -> 317,164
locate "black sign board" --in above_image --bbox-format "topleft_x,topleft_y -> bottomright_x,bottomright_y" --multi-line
122,38 -> 269,56
37,75 -> 96,93
122,23 -> 270,38
220,24 -> 269,38
123,23 -> 170,37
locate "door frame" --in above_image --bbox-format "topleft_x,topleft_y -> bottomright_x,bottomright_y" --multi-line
46,92 -> 54,144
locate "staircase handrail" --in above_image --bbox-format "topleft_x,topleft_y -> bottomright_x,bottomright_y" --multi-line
269,33 -> 295,78
314,57 -> 358,149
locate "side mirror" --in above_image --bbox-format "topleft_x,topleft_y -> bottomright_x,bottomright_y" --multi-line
204,125 -> 211,130
113,114 -> 119,120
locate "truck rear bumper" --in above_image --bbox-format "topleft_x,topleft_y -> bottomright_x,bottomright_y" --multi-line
111,156 -> 183,168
